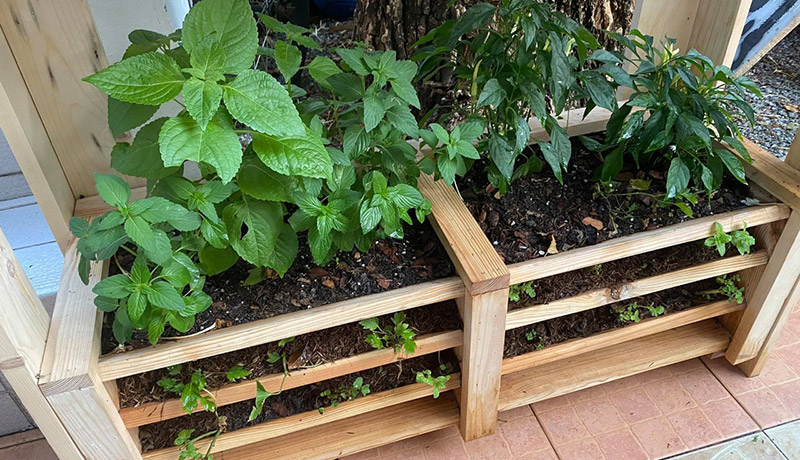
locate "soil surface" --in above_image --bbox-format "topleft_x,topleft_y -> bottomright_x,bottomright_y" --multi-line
102,221 -> 454,352
117,300 -> 462,408
508,240 -> 724,308
460,142 -> 754,265
138,351 -> 458,452
504,278 -> 729,357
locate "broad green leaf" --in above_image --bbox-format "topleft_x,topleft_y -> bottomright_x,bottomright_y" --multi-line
448,3 -> 496,47
327,73 -> 364,101
715,148 -> 747,184
267,224 -> 298,277
390,78 -> 420,109
477,78 -> 506,108
198,245 -> 238,275
107,97 -> 159,137
129,256 -> 151,284
666,157 -> 691,198
307,56 -> 341,90
251,129 -> 332,178
388,184 -> 423,208
226,366 -> 251,382
127,291 -> 147,323
488,134 -> 514,180
124,216 -> 171,264
159,113 -> 243,183
93,274 -> 132,299
94,296 -> 118,313
148,314 -> 166,345
113,308 -> 133,344
189,36 -> 226,81
359,201 -> 382,233
223,69 -> 305,137
181,0 -> 258,74
549,33 -> 571,113
224,200 -> 283,267
84,52 -> 185,105
385,104 -> 418,137
70,217 -> 90,238
363,91 -> 385,132
437,155 -> 458,184
274,41 -> 302,82
135,197 -> 201,231
111,118 -> 178,179
146,282 -> 185,311
168,312 -> 195,333
95,173 -> 131,207
582,71 -> 617,112
183,78 -> 222,130
343,125 -> 370,158
237,154 -> 292,201
336,49 -> 370,75
308,226 -> 332,264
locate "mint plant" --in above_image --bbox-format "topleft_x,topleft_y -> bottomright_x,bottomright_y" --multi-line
318,377 -> 370,413
414,1 -> 626,192
612,301 -> 665,323
249,337 -> 294,421
360,312 -> 417,355
699,274 -> 745,304
416,370 -> 450,398
75,0 -> 433,345
581,32 -> 760,207
704,222 -> 756,256
509,281 -> 536,303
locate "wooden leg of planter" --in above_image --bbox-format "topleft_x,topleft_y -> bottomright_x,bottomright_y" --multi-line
39,242 -> 141,460
726,211 -> 800,365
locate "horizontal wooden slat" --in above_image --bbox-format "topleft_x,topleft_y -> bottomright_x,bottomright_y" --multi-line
528,105 -> 614,141
502,300 -> 744,375
120,330 -> 463,427
737,137 -> 800,211
498,320 -> 730,411
506,251 -> 767,330
143,375 -> 460,460
214,393 -> 460,460
507,205 -> 788,285
98,277 -> 465,381
73,187 -> 147,218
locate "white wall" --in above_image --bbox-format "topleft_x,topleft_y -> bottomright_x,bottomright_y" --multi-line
87,0 -> 176,64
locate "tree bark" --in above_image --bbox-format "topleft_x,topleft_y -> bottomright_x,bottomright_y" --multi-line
545,0 -> 635,51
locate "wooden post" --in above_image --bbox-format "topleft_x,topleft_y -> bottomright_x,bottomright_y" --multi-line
0,229 -> 84,460
419,175 -> 509,440
38,241 -> 142,460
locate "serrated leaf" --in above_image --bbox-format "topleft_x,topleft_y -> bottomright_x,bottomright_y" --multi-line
111,118 -> 178,179
159,112 -> 243,183
224,200 -> 283,267
84,52 -> 185,105
95,173 -> 131,207
343,125 -> 370,158
223,69 -> 304,137
307,225 -> 332,264
183,78 -> 222,130
107,96 -> 159,137
135,197 -> 201,231
198,245 -> 238,276
237,154 -> 292,201
267,223 -> 298,277
251,129 -> 332,178
93,274 -> 132,299
363,91 -> 385,132
307,56 -> 341,90
390,78 -> 420,109
226,365 -> 251,382
146,282 -> 185,311
181,0 -> 258,74
274,40 -> 302,82
127,291 -> 147,323
189,35 -> 226,81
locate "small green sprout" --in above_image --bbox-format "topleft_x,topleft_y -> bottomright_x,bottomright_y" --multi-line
318,377 -> 370,413
416,370 -> 450,398
704,222 -> 755,256
509,281 -> 536,302
699,274 -> 745,304
360,312 -> 417,355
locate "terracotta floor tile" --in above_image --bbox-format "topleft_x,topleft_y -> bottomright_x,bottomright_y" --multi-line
464,432 -> 513,460
498,405 -> 533,422
0,440 -> 59,460
595,429 -> 648,460
499,415 -> 551,457
554,438 -> 605,460
535,406 -> 591,446
635,366 -> 673,384
774,328 -> 800,349
700,397 -> 759,439
668,407 -> 724,450
609,386 -> 662,424
531,395 -> 571,413
421,434 -> 470,460
566,385 -> 606,404
777,344 -> 800,375
515,449 -> 559,460
631,417 -> 687,459
677,370 -> 729,405
669,359 -> 707,375
342,447 -> 382,460
644,377 -> 697,415
736,388 -> 795,428
757,355 -> 799,386
770,379 -> 800,418
382,446 -> 427,460
702,358 -> 766,396
572,397 -> 627,435
601,375 -> 640,394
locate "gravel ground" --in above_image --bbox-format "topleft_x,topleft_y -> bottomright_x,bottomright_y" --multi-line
733,27 -> 800,159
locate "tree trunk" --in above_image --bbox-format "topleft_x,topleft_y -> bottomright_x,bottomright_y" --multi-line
545,0 -> 635,51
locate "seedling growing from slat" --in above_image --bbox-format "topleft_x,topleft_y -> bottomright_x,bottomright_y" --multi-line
360,312 -> 417,355
416,369 -> 450,398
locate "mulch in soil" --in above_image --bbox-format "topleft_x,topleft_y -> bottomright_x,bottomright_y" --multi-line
507,240 -> 725,309
504,278 -> 730,358
138,351 -> 458,452
102,221 -> 454,352
117,300 -> 462,408
460,141 -> 755,265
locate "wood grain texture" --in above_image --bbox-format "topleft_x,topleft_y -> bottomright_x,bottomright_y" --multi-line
727,211 -> 800,364
499,320 -> 730,410
0,27 -> 72,251
507,205 -> 789,284
527,105 -> 613,141
506,251 -> 768,330
419,174 -> 509,295
142,376 -> 460,460
632,0 -> 700,57
738,138 -> 800,210
502,300 -> 744,375
98,277 -> 465,381
458,288 -> 508,441
120,330 -> 463,427
688,0 -> 753,67
213,394 -> 459,460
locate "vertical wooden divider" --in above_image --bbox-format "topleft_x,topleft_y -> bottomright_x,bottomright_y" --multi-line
419,175 -> 509,441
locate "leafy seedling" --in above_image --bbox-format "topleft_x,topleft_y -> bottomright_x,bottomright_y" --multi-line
704,222 -> 755,256
509,281 -> 536,303
416,370 -> 450,398
318,377 -> 370,413
360,312 -> 417,355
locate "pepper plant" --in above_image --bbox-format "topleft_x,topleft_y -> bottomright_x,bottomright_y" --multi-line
73,0 -> 432,346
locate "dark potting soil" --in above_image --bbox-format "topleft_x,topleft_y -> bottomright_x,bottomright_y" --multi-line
138,351 -> 458,452
460,141 -> 756,265
101,221 -> 454,352
507,240 -> 724,309
504,278 -> 729,358
116,300 -> 462,408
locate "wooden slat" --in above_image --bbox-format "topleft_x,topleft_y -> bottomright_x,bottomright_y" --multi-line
120,330 -> 462,427
507,205 -> 789,285
98,277 -> 465,381
737,138 -> 800,211
498,320 -> 730,411
528,105 -> 613,141
214,394 -> 460,460
687,0 -> 752,67
142,376 -> 460,460
502,300 -> 744,375
727,211 -> 800,364
418,175 -> 509,295
506,251 -> 768,330
74,186 -> 148,219
0,27 -> 73,251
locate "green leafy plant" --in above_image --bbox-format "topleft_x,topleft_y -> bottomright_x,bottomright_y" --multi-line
415,1 -> 626,191
699,274 -> 745,304
318,377 -> 370,413
360,312 -> 417,355
582,32 -> 760,208
612,301 -> 665,323
524,330 -> 545,350
416,370 -> 450,398
704,222 -> 756,256
75,0 -> 433,345
509,281 -> 536,303
249,336 -> 294,421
